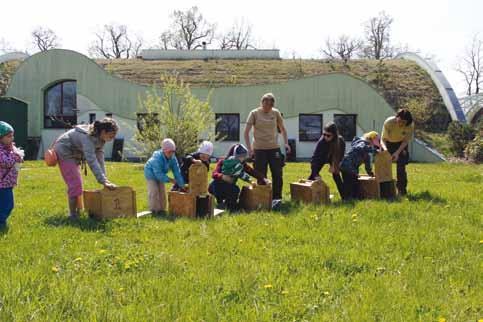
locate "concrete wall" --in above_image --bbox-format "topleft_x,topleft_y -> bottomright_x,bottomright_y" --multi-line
140,49 -> 280,60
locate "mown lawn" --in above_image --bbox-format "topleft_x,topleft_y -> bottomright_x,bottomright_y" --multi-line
0,161 -> 481,321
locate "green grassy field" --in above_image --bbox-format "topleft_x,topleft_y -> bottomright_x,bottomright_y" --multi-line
0,161 -> 481,321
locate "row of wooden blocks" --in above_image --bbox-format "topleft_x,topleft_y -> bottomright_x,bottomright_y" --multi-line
83,151 -> 397,219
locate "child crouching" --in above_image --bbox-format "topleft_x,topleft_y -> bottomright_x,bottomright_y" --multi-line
339,131 -> 380,200
173,141 -> 213,191
0,121 -> 24,228
144,138 -> 185,214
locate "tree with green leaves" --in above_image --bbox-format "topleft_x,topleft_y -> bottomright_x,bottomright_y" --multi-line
133,76 -> 216,159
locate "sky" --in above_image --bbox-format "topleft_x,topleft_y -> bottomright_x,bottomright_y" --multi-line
1,0 -> 482,96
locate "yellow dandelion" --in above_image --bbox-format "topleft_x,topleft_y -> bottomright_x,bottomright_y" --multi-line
281,290 -> 289,295
438,318 -> 446,322
73,257 -> 82,262
263,284 -> 273,289
351,213 -> 358,219
479,240 -> 483,244
51,266 -> 59,273
98,249 -> 107,254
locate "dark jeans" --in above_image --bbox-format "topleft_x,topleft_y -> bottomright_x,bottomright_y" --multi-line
208,180 -> 240,211
332,173 -> 345,200
385,141 -> 409,194
0,188 -> 14,225
341,170 -> 360,200
254,148 -> 283,199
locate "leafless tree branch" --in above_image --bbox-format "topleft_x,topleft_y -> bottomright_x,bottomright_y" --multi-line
31,27 -> 60,52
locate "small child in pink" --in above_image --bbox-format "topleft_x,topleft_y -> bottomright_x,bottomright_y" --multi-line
0,121 -> 24,228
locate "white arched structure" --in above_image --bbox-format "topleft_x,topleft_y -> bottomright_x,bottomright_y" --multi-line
396,52 -> 467,123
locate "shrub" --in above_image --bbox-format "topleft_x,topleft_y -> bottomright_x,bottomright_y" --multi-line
464,134 -> 483,163
133,75 -> 216,159
447,121 -> 476,157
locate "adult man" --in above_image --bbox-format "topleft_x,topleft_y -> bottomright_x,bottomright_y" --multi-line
244,93 -> 290,200
380,109 -> 414,196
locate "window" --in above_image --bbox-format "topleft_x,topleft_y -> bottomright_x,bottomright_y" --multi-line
216,113 -> 240,141
89,113 -> 96,124
334,114 -> 357,141
44,80 -> 77,128
136,113 -> 159,132
299,114 -> 323,142
105,113 -> 113,118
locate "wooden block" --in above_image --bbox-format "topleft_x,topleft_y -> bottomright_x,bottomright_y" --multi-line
374,151 -> 393,183
380,180 -> 397,199
358,175 -> 380,199
168,191 -> 214,218
290,179 -> 330,204
188,162 -> 208,195
83,187 -> 137,219
239,183 -> 272,211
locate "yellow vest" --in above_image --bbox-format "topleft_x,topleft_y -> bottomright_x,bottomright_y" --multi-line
381,116 -> 414,143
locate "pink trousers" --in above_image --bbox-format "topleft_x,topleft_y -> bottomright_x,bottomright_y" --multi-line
58,159 -> 83,198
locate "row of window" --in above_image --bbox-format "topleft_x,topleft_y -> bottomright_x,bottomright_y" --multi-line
216,113 -> 357,142
43,81 -> 357,142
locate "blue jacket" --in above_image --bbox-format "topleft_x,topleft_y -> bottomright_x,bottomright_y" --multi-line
144,150 -> 185,186
340,137 -> 376,175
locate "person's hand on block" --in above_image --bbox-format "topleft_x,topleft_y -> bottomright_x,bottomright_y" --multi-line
391,151 -> 400,162
104,181 -> 117,190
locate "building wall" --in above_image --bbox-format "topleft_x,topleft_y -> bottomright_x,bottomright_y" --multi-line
7,49 -> 444,162
140,49 -> 280,60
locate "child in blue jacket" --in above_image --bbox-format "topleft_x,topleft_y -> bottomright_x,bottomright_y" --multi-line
144,138 -> 185,214
340,131 -> 380,200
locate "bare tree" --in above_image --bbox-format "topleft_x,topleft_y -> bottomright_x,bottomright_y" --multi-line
322,35 -> 362,62
159,31 -> 172,50
362,11 -> 394,60
218,20 -> 256,50
31,27 -> 60,52
456,34 -> 483,95
89,24 -> 143,59
160,6 -> 215,50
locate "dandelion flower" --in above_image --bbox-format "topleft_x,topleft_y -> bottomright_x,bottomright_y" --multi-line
263,284 -> 273,289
